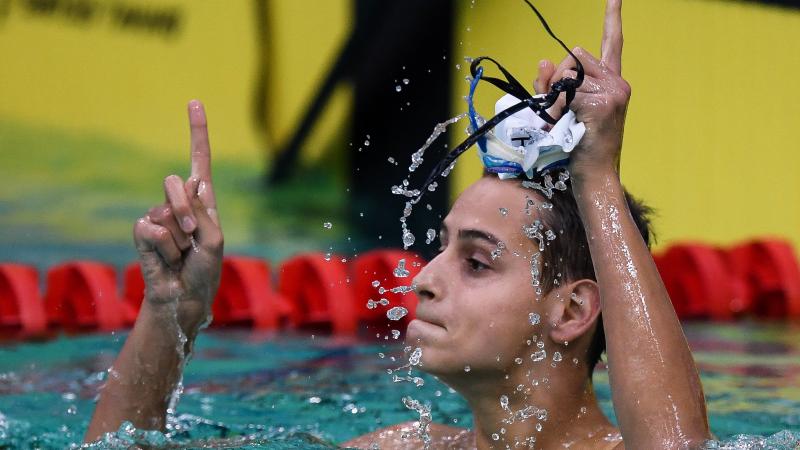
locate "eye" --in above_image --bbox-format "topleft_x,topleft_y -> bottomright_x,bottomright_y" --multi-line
466,257 -> 489,272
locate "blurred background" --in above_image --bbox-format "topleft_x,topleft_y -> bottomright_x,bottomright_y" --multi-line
1,0 -> 799,268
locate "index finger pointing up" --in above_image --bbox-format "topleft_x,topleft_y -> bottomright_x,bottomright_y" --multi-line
600,0 -> 623,75
188,99 -> 212,181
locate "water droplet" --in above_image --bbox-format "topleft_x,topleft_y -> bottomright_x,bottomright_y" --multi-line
499,207 -> 508,216
425,228 -> 436,244
531,350 -> 546,362
464,365 -> 471,372
515,357 -> 523,364
364,140 -> 370,146
324,253 -> 332,261
455,63 -> 461,70
309,396 -> 322,404
553,352 -> 562,362
545,230 -> 556,240
529,313 -> 541,325
409,347 -> 423,365
492,433 -> 500,441
402,78 -> 410,85
387,306 -> 408,321
323,222 -> 332,229
391,329 -> 401,339
372,280 -> 380,287
395,85 -> 402,92
366,299 -> 377,309
393,258 -> 411,277
402,229 -> 415,249
388,157 -> 396,164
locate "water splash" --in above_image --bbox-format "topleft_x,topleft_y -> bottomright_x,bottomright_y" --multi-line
387,307 -> 409,321
521,170 -> 570,199
491,241 -> 506,261
393,259 -> 410,278
425,228 -> 436,245
401,397 -> 432,449
391,114 -> 467,249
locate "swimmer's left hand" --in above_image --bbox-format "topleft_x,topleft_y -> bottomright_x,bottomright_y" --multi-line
535,0 -> 629,181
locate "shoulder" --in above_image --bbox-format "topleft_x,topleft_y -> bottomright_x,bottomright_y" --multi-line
340,421 -> 473,449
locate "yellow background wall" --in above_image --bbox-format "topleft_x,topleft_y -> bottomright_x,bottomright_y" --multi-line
0,0 -> 351,164
452,0 -> 800,249
1,0 -> 798,250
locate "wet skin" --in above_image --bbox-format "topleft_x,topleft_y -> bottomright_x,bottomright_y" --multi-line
347,177 -> 621,450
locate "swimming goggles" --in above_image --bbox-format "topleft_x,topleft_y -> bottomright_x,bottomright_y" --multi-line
419,0 -> 585,192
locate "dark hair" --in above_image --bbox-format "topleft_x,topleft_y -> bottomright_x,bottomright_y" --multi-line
483,169 -> 654,376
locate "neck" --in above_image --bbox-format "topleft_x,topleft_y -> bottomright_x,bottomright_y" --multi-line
447,363 -> 613,449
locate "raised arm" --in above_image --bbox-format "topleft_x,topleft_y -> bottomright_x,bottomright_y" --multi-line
84,100 -> 223,442
539,1 -> 710,447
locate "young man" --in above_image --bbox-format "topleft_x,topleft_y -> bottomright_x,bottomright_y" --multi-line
86,1 -> 711,448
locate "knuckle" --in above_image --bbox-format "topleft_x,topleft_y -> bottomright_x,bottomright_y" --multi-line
148,204 -> 170,220
163,174 -> 181,187
154,227 -> 172,243
133,218 -> 148,236
206,231 -> 224,251
619,79 -> 632,96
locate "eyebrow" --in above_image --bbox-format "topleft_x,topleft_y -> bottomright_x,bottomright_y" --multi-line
441,224 -> 500,246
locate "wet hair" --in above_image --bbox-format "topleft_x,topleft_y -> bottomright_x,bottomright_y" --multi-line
482,169 -> 655,376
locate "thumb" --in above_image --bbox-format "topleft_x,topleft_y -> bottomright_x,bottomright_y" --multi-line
191,195 -> 224,255
186,178 -> 223,252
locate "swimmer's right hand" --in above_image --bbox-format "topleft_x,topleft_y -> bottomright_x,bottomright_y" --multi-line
132,100 -> 223,333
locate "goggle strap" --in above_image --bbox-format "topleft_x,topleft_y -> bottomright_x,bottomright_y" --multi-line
419,100 -> 530,194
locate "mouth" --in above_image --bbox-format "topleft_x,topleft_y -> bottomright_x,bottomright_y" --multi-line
412,314 -> 446,330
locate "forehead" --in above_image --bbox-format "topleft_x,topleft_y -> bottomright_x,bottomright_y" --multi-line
445,177 -> 544,250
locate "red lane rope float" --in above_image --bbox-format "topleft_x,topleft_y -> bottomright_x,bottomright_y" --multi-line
351,249 -> 425,331
277,252 -> 357,335
44,262 -> 126,331
0,264 -> 47,337
123,263 -> 145,325
213,256 -> 291,329
656,244 -> 736,320
726,239 -> 800,319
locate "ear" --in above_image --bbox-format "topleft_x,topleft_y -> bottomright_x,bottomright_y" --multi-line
547,279 -> 601,344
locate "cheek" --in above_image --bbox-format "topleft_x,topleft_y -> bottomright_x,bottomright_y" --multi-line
451,280 -> 541,363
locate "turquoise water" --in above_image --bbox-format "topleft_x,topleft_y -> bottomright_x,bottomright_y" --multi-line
0,322 -> 799,449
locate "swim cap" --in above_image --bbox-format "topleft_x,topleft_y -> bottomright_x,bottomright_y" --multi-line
468,78 -> 586,179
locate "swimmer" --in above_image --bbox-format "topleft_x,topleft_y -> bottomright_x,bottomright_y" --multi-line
85,1 -> 711,448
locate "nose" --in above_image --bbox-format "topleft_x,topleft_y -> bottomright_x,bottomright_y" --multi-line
413,254 -> 444,302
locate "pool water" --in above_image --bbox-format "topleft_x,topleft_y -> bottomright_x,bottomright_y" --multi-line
1,322 -> 799,449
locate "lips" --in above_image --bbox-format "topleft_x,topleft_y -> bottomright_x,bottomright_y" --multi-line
413,311 -> 446,329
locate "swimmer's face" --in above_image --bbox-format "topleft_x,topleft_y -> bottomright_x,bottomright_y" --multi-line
407,176 -> 560,378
